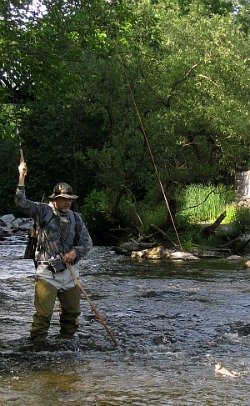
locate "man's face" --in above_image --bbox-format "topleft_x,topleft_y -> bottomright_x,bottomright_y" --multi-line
53,197 -> 73,213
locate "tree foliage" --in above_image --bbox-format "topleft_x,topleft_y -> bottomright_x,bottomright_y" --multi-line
0,0 -> 249,241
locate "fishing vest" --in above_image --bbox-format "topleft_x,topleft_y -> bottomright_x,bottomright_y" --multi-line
35,209 -> 78,261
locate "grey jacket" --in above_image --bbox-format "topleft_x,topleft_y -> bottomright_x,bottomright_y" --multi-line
15,186 -> 93,264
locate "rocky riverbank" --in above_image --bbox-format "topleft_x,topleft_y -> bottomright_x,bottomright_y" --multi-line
114,239 -> 250,268
0,214 -> 33,240
1,213 -> 249,268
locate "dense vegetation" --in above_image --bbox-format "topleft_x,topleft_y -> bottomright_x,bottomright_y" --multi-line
0,0 -> 249,246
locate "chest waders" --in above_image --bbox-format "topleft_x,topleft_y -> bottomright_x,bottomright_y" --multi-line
30,211 -> 80,343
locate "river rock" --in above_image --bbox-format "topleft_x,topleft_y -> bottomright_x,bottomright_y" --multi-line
131,246 -> 170,259
0,214 -> 15,226
0,228 -> 5,240
227,255 -> 242,260
169,251 -> 199,260
0,219 -> 6,227
131,246 -> 199,260
0,215 -> 33,242
115,240 -> 157,255
244,260 -> 250,268
0,226 -> 13,240
11,218 -> 33,231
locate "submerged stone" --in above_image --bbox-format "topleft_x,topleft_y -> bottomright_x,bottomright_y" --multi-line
131,246 -> 198,260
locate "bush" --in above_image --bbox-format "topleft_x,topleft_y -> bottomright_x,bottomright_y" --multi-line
231,206 -> 250,234
174,215 -> 221,250
138,202 -> 167,235
82,189 -> 144,243
81,189 -> 117,243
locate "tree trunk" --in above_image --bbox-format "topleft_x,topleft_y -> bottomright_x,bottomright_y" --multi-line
202,211 -> 227,236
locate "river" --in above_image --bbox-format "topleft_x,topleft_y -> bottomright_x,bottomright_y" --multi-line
0,233 -> 249,405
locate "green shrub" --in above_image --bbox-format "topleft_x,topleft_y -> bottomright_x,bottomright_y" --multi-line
138,202 -> 167,234
231,206 -> 250,234
82,190 -> 143,243
116,196 -> 138,227
81,190 -> 117,241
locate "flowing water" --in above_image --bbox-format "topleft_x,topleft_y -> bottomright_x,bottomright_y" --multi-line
0,233 -> 249,405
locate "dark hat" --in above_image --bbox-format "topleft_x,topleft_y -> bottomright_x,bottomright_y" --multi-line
48,182 -> 78,200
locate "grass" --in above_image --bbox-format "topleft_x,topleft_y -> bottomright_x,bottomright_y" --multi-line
178,184 -> 235,223
177,184 -> 249,251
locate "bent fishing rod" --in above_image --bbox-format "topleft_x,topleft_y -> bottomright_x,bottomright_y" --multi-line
67,264 -> 119,347
119,55 -> 183,251
19,143 -> 119,347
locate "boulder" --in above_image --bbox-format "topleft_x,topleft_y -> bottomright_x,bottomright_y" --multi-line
131,246 -> 170,260
11,218 -> 33,231
0,214 -> 15,226
169,251 -> 199,260
115,240 -> 157,255
131,246 -> 199,261
0,228 -> 5,241
244,260 -> 250,269
0,215 -> 32,242
227,255 -> 242,260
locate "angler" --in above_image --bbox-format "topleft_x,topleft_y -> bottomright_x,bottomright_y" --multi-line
15,159 -> 93,344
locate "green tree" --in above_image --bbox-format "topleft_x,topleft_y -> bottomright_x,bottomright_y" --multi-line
0,0 -> 249,243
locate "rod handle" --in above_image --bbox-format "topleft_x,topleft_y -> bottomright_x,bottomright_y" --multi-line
20,148 -> 25,163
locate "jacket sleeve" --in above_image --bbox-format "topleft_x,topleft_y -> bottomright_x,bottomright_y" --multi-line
14,186 -> 48,223
73,213 -> 93,263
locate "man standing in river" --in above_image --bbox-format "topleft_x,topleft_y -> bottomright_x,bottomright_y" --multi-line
15,161 -> 93,344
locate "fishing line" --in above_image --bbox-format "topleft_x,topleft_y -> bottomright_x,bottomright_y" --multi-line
119,56 -> 183,251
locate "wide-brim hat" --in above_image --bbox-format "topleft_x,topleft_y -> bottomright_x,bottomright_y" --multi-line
48,182 -> 78,200
49,192 -> 78,200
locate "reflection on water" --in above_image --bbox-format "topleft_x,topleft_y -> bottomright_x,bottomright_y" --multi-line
1,357 -> 249,405
0,240 -> 249,405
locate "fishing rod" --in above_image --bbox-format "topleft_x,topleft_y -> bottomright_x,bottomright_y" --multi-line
119,56 -> 183,251
67,264 -> 119,347
18,130 -> 27,179
16,126 -> 24,162
17,128 -> 118,346
20,144 -> 25,163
